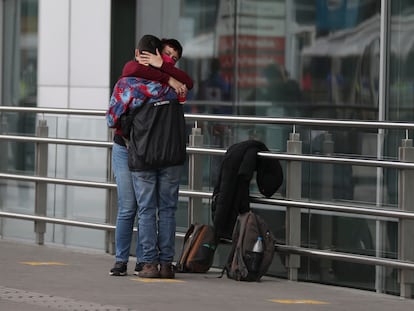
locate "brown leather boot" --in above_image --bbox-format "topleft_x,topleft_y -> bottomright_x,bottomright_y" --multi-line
138,263 -> 160,278
159,263 -> 175,279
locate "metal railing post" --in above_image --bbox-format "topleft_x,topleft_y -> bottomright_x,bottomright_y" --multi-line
34,119 -> 48,245
398,138 -> 414,298
320,132 -> 334,280
0,114 -> 7,235
105,130 -> 116,254
286,131 -> 302,280
188,126 -> 204,225
0,113 -> 7,170
321,132 -> 334,199
0,114 -> 7,168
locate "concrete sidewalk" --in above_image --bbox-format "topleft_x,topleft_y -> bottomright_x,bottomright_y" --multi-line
1,239 -> 414,311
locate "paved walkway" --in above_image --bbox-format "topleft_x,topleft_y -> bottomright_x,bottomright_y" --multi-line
1,239 -> 414,311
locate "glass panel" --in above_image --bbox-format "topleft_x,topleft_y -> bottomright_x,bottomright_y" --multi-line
2,0 -> 38,173
180,2 -> 402,291
0,112 -> 110,250
390,0 -> 414,122
181,0 -> 387,196
42,115 -> 109,249
1,0 -> 39,241
388,0 -> 414,296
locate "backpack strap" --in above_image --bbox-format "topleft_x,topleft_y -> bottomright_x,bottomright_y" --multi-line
234,212 -> 251,280
225,213 -> 251,280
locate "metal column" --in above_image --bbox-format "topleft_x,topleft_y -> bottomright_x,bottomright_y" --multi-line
105,130 -> 117,255
398,138 -> 414,298
320,132 -> 334,280
34,119 -> 48,245
0,114 -> 7,236
188,126 -> 204,225
286,132 -> 302,280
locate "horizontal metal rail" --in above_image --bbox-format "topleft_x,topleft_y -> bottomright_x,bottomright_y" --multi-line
179,189 -> 212,198
0,135 -> 112,147
185,114 -> 414,130
250,196 -> 414,220
0,211 -> 184,238
258,152 -> 414,169
2,106 -> 414,131
0,173 -> 116,189
275,245 -> 414,270
0,106 -> 106,116
0,211 -> 116,230
188,147 -> 414,169
1,136 -> 413,169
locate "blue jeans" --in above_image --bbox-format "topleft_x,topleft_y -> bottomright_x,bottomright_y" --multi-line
112,143 -> 141,263
131,165 -> 181,264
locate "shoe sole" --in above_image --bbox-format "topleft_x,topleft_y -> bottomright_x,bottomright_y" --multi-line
109,272 -> 127,276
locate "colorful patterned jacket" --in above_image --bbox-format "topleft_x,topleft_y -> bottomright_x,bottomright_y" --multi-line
106,77 -> 176,129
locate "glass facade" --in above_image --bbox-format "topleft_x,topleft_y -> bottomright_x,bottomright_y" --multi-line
0,0 -> 109,250
1,0 -> 414,296
1,0 -> 39,241
2,0 -> 38,173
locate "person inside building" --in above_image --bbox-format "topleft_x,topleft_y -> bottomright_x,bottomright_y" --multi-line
197,57 -> 232,186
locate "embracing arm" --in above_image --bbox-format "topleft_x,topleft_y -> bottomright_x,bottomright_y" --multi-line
159,62 -> 194,90
121,60 -> 170,84
121,59 -> 184,94
139,50 -> 194,89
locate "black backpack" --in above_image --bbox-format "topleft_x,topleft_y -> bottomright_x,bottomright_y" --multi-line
223,211 -> 276,281
176,224 -> 218,273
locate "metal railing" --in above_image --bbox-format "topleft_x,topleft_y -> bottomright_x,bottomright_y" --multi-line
1,106 -> 414,298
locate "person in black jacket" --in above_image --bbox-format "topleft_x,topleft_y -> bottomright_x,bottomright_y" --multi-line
107,35 -> 192,278
127,35 -> 190,279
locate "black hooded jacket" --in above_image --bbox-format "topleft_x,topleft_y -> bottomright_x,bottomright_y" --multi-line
211,140 -> 283,239
127,99 -> 186,171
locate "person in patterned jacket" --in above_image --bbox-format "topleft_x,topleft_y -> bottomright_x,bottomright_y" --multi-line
107,35 -> 192,278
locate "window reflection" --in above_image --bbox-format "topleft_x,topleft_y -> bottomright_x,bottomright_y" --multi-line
182,0 -> 382,125
3,0 -> 38,107
2,0 -> 38,173
179,0 -> 403,294
390,0 -> 414,121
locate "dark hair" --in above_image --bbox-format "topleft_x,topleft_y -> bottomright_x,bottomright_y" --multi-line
137,34 -> 162,55
161,38 -> 183,59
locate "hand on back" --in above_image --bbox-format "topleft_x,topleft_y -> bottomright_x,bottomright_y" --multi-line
136,49 -> 163,68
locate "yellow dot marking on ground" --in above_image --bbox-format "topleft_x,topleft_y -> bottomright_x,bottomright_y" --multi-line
20,261 -> 68,266
270,299 -> 329,305
130,277 -> 185,283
